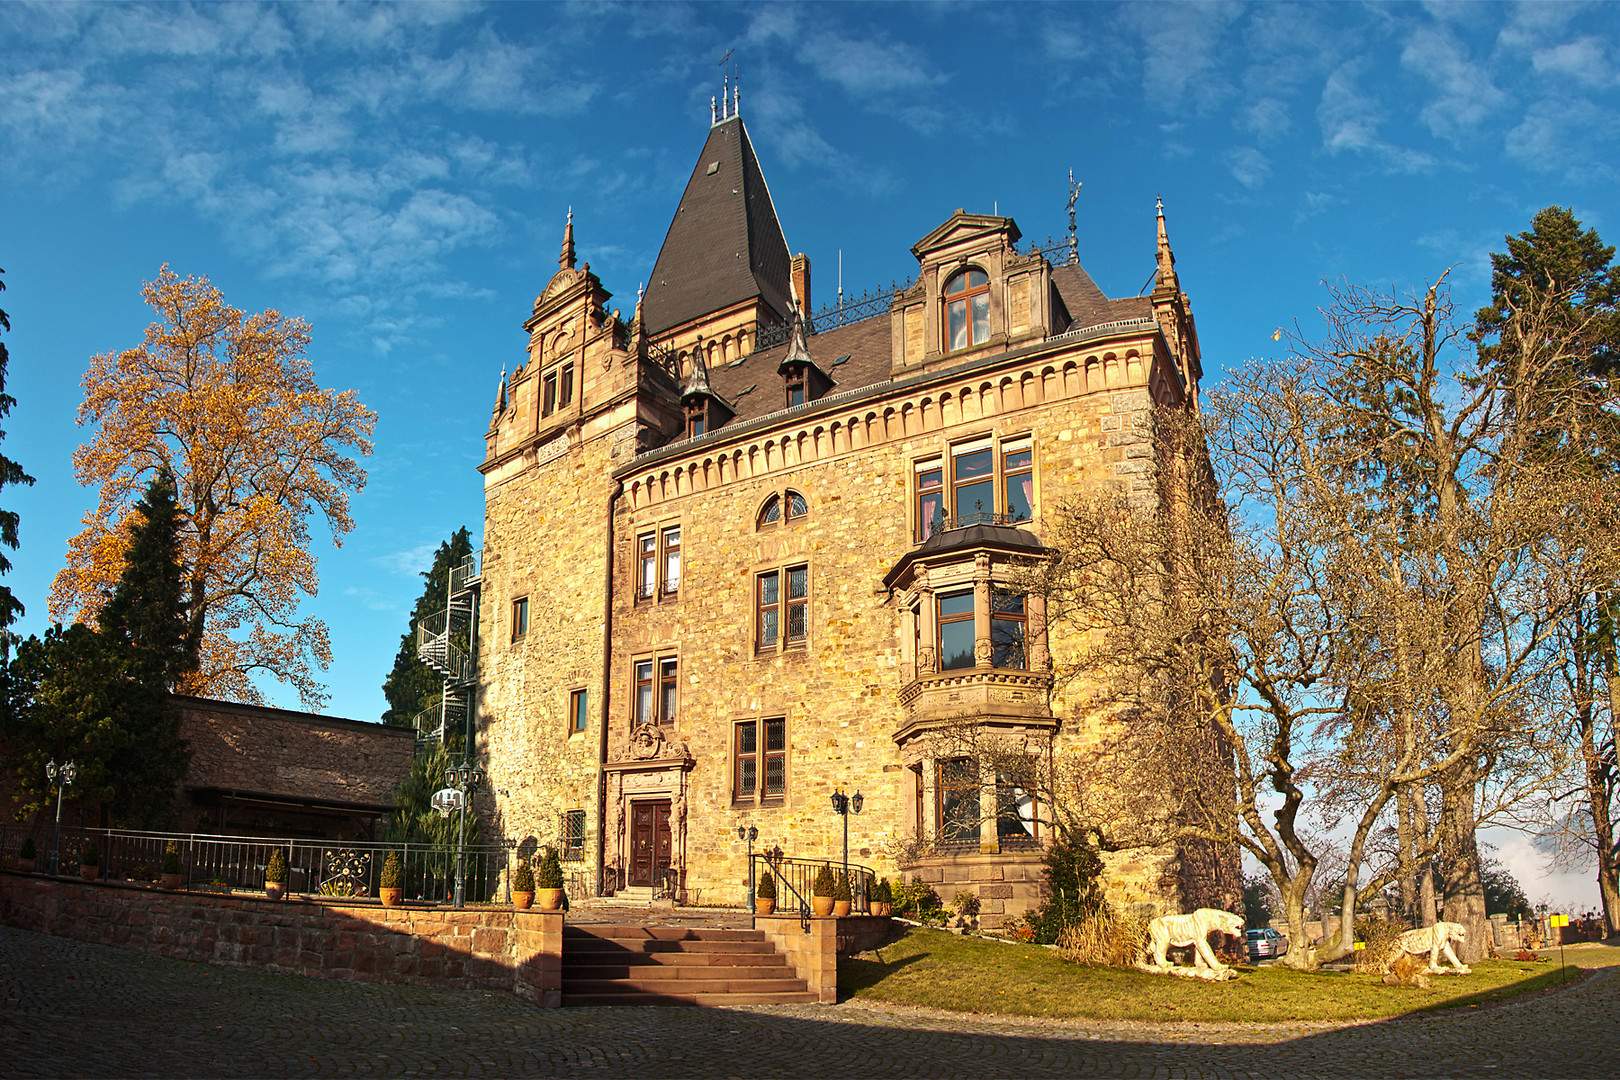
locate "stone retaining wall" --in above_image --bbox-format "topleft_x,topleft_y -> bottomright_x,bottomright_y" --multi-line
0,870 -> 561,1006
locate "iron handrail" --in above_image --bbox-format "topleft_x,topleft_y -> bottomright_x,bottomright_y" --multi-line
750,852 -> 876,933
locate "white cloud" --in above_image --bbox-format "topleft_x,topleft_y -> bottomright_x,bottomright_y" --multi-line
1532,37 -> 1615,87
373,542 -> 441,578
1224,146 -> 1271,189
1505,96 -> 1619,182
1120,0 -> 1242,113
1317,60 -> 1436,173
1401,25 -> 1507,140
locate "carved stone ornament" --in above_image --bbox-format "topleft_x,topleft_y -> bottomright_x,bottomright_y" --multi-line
629,723 -> 664,760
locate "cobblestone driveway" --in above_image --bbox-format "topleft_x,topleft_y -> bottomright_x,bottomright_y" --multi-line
2,924 -> 1614,1078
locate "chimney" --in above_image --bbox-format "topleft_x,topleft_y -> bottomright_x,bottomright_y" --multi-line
791,253 -> 812,316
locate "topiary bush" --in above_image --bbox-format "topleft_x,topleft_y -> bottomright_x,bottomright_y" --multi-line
873,877 -> 893,904
834,870 -> 852,902
380,850 -> 404,890
19,836 -> 36,861
264,848 -> 288,883
512,857 -> 535,892
537,846 -> 564,890
162,842 -> 181,875
80,841 -> 99,867
812,864 -> 836,897
755,870 -> 776,900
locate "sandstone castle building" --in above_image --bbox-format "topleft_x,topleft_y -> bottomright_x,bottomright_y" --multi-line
472,90 -> 1232,927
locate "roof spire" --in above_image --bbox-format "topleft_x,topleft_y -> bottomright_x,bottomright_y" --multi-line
711,95 -> 718,125
494,366 -> 508,413
560,206 -> 576,270
1154,195 -> 1180,294
1065,169 -> 1081,266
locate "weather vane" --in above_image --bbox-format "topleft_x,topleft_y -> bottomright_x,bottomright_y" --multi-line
1066,169 -> 1081,266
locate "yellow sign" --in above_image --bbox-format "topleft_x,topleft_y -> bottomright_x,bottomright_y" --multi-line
1353,941 -> 1365,951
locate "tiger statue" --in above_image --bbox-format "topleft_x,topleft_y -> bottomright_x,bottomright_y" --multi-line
1146,908 -> 1246,973
1387,921 -> 1471,975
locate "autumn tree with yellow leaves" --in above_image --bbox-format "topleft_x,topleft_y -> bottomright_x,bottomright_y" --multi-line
50,267 -> 376,708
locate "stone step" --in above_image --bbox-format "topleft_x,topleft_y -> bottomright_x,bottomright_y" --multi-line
562,990 -> 821,1007
562,937 -> 772,955
564,951 -> 788,969
564,963 -> 794,983
564,976 -> 811,995
564,925 -> 766,943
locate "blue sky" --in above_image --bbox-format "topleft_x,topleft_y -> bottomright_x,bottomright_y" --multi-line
3,3 -> 1618,904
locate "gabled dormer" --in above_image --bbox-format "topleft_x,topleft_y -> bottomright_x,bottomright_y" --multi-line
679,343 -> 734,440
890,210 -> 1054,374
777,311 -> 833,408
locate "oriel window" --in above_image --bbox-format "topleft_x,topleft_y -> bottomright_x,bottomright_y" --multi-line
937,757 -> 981,844
937,590 -> 975,670
991,590 -> 1027,669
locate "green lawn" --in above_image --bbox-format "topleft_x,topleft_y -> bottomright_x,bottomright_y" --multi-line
840,928 -> 1582,1023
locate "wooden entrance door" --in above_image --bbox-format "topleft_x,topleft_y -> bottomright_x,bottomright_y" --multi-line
629,799 -> 672,888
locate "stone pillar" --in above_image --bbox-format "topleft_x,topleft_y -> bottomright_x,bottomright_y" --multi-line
973,554 -> 992,668
917,585 -> 937,673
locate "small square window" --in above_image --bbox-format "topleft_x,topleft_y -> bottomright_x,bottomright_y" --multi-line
511,597 -> 529,640
734,717 -> 788,802
568,689 -> 588,734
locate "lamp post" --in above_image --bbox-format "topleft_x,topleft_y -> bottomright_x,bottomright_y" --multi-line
441,762 -> 484,909
45,759 -> 76,877
737,824 -> 758,907
829,787 -> 862,881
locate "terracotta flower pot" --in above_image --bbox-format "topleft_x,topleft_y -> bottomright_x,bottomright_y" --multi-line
18,859 -> 35,874
159,873 -> 183,891
537,887 -> 565,912
80,865 -> 99,881
832,900 -> 852,918
812,895 -> 834,917
755,897 -> 776,916
871,902 -> 892,917
512,891 -> 534,910
380,887 -> 403,908
265,881 -> 287,901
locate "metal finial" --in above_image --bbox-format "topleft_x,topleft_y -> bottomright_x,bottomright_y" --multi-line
711,95 -> 718,125
1066,169 -> 1081,266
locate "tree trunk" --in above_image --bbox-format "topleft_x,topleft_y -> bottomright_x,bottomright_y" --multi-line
1598,633 -> 1620,936
1279,879 -> 1314,969
1439,761 -> 1489,962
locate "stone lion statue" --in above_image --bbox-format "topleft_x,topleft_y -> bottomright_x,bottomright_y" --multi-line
1142,908 -> 1245,979
1387,921 -> 1471,975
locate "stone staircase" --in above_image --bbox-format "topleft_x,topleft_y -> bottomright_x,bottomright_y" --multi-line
561,923 -> 818,1006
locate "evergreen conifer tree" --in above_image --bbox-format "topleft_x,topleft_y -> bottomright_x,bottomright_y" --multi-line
381,527 -> 473,733
0,267 -> 37,634
98,473 -> 189,687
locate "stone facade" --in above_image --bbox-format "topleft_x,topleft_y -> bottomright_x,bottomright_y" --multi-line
475,104 -> 1236,928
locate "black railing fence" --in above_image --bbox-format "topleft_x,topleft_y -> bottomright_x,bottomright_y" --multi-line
749,852 -> 875,931
0,825 -> 513,905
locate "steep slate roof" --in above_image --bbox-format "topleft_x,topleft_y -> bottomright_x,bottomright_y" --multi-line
642,116 -> 794,337
663,258 -> 1154,444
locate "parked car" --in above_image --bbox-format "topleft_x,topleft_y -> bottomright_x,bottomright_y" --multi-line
1247,927 -> 1288,961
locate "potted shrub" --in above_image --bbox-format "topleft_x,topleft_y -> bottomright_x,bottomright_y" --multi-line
754,870 -> 777,916
264,848 -> 288,900
811,864 -> 836,917
17,836 -> 36,874
160,842 -> 183,890
511,857 -> 535,910
535,846 -> 565,911
832,869 -> 853,917
872,877 -> 894,917
79,840 -> 100,881
379,850 -> 404,907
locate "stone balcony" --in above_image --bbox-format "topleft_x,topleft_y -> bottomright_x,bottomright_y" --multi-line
893,666 -> 1055,745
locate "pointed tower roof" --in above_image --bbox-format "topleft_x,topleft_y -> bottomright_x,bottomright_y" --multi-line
642,116 -> 793,337
1153,195 -> 1180,295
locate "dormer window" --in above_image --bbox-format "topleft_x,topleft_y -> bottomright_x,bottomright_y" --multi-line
686,401 -> 707,439
945,268 -> 990,351
785,366 -> 807,407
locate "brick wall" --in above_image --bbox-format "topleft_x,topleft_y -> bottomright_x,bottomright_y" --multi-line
0,871 -> 561,1006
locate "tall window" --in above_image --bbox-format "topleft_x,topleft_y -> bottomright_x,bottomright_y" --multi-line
637,527 -> 680,600
914,436 -> 1033,539
936,590 -> 975,670
734,718 -> 787,802
937,757 -> 980,844
945,268 -> 990,351
559,362 -> 575,409
686,401 -> 706,439
511,597 -> 529,640
568,688 -> 589,734
633,657 -> 678,726
991,590 -> 1027,669
542,370 -> 558,416
561,809 -> 586,861
661,526 -> 681,594
758,565 -> 809,652
996,772 -> 1036,843
785,368 -> 806,407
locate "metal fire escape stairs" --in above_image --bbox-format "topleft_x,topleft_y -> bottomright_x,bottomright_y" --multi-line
413,549 -> 481,751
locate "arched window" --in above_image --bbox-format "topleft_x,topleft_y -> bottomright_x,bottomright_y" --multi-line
756,489 -> 808,530
944,268 -> 990,351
